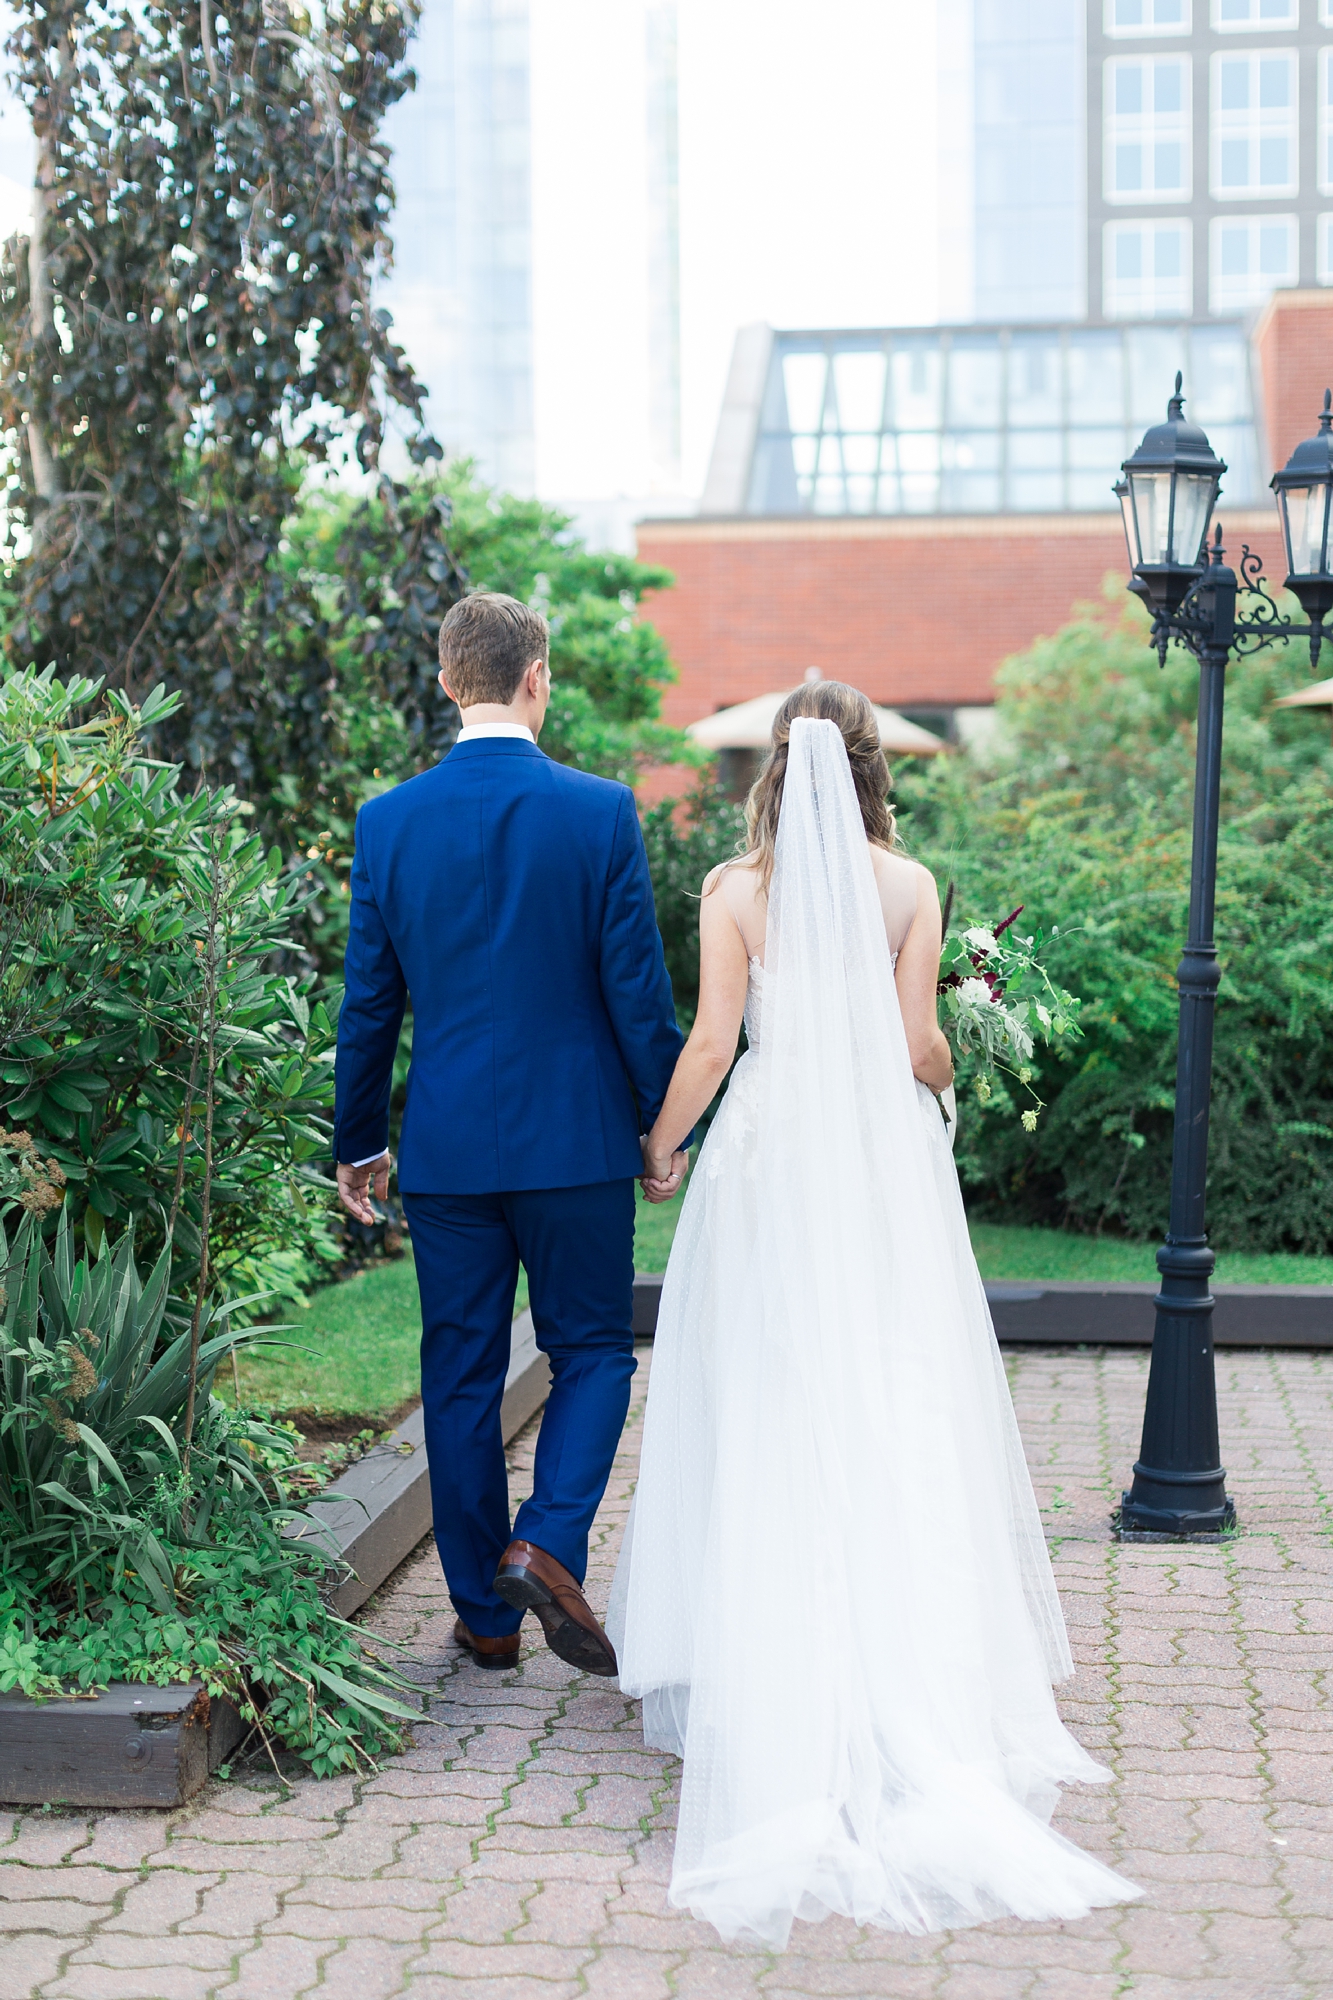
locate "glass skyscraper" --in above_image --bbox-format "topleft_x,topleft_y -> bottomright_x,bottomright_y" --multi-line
379,0 -> 536,492
972,3 -> 1088,320
378,0 -> 680,505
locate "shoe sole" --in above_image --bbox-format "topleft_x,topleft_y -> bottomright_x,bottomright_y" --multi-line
494,1565 -> 618,1677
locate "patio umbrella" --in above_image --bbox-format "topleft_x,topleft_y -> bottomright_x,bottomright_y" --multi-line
686,684 -> 948,756
1273,675 -> 1333,709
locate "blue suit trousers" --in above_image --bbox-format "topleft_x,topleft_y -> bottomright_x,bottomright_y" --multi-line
403,1181 -> 638,1637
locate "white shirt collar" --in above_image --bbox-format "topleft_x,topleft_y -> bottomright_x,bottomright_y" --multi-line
456,722 -> 535,744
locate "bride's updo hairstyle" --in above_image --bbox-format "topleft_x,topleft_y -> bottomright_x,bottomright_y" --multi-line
742,680 -> 896,891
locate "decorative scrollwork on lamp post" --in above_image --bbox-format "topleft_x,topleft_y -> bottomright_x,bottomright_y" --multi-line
1114,379 -> 1333,1541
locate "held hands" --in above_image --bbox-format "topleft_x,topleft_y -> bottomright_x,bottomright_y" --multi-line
640,1136 -> 688,1205
337,1151 -> 392,1225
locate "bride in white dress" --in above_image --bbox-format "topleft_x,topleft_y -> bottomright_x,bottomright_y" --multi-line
607,683 -> 1139,1949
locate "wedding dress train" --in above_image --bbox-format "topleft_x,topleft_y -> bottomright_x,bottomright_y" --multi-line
607,718 -> 1139,1948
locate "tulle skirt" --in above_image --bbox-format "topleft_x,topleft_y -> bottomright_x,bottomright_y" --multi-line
607,1051 -> 1140,1949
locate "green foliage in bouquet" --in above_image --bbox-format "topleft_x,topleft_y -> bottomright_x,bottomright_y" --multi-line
937,905 -> 1083,1129
0,667 -> 336,1309
897,585 -> 1333,1252
0,1210 -> 415,1774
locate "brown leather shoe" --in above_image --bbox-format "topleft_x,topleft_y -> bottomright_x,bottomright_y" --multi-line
492,1540 -> 618,1677
452,1617 -> 521,1671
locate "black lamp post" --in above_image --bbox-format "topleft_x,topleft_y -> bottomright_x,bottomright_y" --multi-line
1115,377 -> 1333,1541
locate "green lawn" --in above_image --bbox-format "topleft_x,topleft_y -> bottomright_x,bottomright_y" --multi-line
629,1184 -> 681,1272
231,1187 -> 1333,1425
967,1222 -> 1333,1288
231,1188 -> 671,1422
230,1252 -> 426,1423
636,1197 -> 1333,1285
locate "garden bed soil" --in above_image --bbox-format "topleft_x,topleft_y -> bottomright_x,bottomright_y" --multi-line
287,1403 -> 420,1445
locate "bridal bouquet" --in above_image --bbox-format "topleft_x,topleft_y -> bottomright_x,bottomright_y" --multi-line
936,893 -> 1082,1130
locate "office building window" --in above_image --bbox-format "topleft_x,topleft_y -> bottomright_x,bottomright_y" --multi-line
1209,214 -> 1297,309
1212,0 -> 1297,25
1105,0 -> 1190,32
1106,57 -> 1191,201
1211,50 -> 1298,195
1322,48 -> 1333,192
1104,219 -> 1193,316
1322,0 -> 1333,24
747,324 -> 1261,517
1318,213 -> 1333,283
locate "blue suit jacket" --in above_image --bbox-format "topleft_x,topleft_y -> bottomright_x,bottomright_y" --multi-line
333,736 -> 685,1193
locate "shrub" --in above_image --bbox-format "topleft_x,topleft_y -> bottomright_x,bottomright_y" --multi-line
641,782 -> 747,1028
895,589 -> 1333,1252
0,667 -> 336,1307
0,1209 -> 415,1774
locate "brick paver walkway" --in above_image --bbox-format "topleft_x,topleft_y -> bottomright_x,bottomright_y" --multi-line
3,1345 -> 1332,2000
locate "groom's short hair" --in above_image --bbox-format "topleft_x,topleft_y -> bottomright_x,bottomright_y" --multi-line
439,592 -> 550,708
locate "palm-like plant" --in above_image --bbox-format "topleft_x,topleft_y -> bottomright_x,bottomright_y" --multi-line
0,1206 -> 274,1609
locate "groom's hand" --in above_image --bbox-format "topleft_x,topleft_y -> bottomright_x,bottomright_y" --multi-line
337,1151 -> 391,1225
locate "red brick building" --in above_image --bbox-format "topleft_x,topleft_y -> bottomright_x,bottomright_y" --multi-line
636,292 -> 1333,749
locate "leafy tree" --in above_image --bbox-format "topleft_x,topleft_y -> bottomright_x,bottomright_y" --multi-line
896,586 -> 1333,1252
279,462 -> 688,979
0,0 -> 449,798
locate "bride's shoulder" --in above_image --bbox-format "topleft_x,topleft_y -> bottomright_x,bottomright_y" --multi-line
870,850 -> 941,942
870,847 -> 936,892
702,853 -> 761,897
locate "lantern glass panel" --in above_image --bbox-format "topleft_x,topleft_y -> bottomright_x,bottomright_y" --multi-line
1129,469 -> 1175,564
1279,483 -> 1330,577
1170,470 -> 1216,569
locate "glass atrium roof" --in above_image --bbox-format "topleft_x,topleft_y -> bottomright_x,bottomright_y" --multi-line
746,322 -> 1261,517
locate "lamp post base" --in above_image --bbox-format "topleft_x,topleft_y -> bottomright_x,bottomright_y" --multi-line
1116,1487 -> 1237,1542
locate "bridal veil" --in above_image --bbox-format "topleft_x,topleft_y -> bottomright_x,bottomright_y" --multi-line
609,716 -> 1138,1947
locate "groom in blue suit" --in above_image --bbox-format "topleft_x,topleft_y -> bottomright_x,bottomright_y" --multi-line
334,592 -> 686,1675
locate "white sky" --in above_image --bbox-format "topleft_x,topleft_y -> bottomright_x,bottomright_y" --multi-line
0,1 -> 29,240
0,1 -> 943,509
533,0 -> 941,502
674,0 -> 940,493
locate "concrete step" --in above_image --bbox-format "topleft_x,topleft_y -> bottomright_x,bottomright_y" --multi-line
289,1307 -> 550,1617
630,1269 -> 1333,1347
